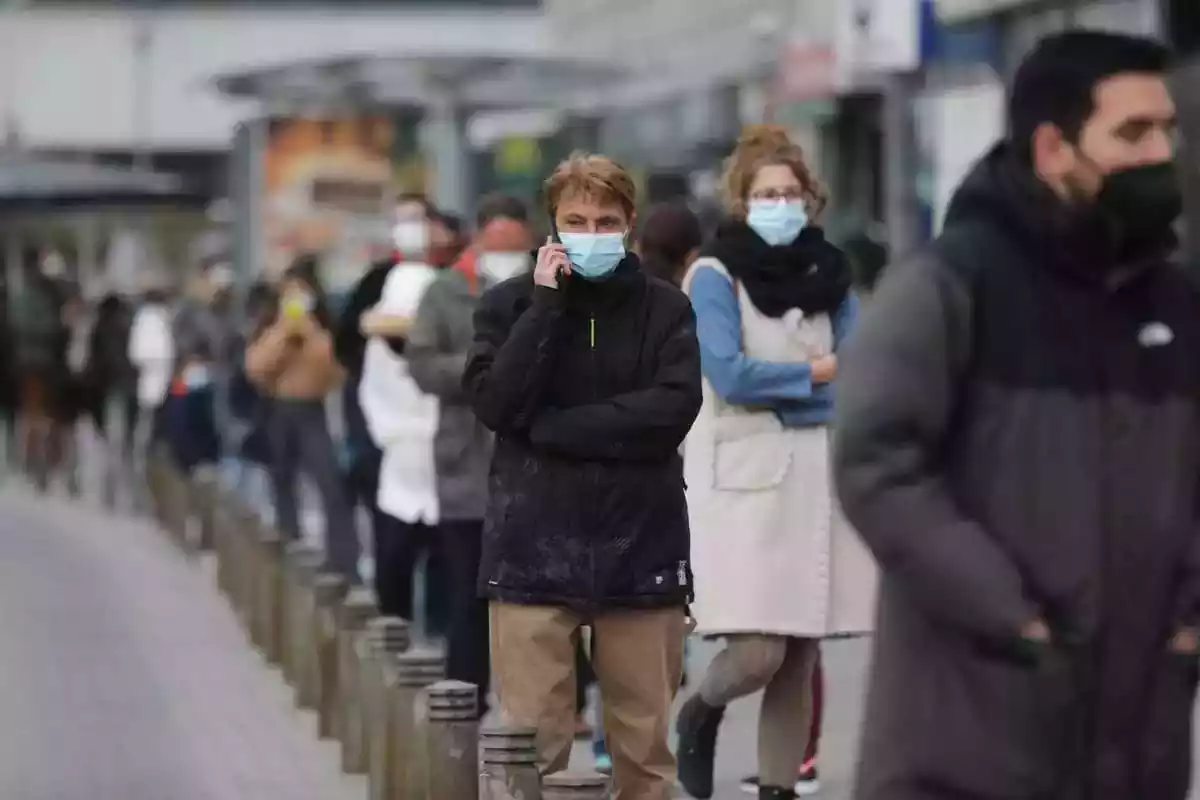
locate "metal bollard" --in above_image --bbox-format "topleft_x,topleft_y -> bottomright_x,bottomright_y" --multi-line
382,649 -> 445,800
336,587 -> 379,773
252,525 -> 285,661
314,574 -> 350,737
188,470 -> 219,552
282,543 -> 323,687
302,572 -> 350,709
424,680 -> 480,800
541,772 -> 611,800
362,619 -> 414,797
480,723 -> 542,800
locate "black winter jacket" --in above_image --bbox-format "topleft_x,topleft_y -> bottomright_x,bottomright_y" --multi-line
464,255 -> 702,613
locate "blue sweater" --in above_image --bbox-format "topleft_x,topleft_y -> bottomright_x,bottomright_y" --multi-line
689,265 -> 857,428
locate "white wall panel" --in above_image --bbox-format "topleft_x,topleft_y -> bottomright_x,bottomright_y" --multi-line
1,7 -> 547,149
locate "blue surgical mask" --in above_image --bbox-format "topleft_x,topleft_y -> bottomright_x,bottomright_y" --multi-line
183,364 -> 211,390
746,200 -> 808,246
558,231 -> 627,280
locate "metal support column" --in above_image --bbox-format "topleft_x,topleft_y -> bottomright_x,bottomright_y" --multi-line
881,72 -> 924,258
421,90 -> 473,217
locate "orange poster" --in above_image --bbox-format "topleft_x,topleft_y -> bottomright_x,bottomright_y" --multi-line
261,116 -> 401,290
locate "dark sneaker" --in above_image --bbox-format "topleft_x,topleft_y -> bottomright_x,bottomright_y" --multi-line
740,765 -> 820,796
675,694 -> 725,799
758,786 -> 798,799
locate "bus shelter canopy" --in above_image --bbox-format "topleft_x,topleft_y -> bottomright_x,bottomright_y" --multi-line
212,49 -> 626,112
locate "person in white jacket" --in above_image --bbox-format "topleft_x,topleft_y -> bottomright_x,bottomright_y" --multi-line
127,286 -> 175,453
357,210 -> 453,621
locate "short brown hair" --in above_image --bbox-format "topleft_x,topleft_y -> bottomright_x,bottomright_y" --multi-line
721,124 -> 827,219
543,152 -> 637,219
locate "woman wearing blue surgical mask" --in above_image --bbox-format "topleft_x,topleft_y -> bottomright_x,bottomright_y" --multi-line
675,125 -> 876,800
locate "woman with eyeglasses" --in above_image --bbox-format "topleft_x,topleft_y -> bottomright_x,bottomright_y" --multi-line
674,126 -> 876,800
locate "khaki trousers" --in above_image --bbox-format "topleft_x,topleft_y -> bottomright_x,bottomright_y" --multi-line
490,601 -> 686,800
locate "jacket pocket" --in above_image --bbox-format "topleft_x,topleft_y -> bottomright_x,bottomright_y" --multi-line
712,412 -> 791,491
917,647 -> 1081,798
1138,652 -> 1199,799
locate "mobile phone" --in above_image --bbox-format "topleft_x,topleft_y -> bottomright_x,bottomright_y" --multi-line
549,219 -> 566,279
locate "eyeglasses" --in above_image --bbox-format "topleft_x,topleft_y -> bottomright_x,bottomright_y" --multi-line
748,188 -> 806,202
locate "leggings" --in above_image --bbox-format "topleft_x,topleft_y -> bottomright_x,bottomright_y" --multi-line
697,634 -> 818,789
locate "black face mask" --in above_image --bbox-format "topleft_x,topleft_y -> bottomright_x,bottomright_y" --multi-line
1094,161 -> 1183,239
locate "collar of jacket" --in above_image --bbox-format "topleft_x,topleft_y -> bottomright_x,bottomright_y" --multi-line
562,254 -> 645,311
944,143 -> 1177,292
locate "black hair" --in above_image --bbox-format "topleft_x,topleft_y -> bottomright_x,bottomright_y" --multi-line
843,231 -> 890,293
434,211 -> 467,242
396,192 -> 436,215
143,288 -> 169,306
476,193 -> 530,228
1008,30 -> 1172,163
637,203 -> 703,286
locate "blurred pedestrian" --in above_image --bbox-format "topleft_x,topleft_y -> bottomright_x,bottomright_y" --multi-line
0,280 -> 16,468
406,193 -> 535,716
835,31 -> 1197,800
675,125 -> 872,800
841,223 -> 889,297
12,250 -> 72,491
636,202 -> 703,286
246,260 -> 356,581
465,152 -> 702,800
128,280 -> 175,458
356,205 -> 458,626
229,282 -> 276,502
161,344 -> 221,476
84,292 -> 135,446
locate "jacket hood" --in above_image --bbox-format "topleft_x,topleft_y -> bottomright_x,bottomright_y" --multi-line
944,142 -> 1177,283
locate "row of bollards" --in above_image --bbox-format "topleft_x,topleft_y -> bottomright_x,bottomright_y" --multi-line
145,460 -> 612,799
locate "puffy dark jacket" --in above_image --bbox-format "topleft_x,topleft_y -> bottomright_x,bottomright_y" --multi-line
163,384 -> 220,472
835,144 -> 1200,800
464,256 -> 702,612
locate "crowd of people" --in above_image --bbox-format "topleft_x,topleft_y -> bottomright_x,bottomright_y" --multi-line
5,26 -> 1200,800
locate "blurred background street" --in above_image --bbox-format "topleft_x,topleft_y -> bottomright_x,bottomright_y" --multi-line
0,1 -> 1199,799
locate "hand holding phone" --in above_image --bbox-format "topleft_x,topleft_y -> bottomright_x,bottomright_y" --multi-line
535,235 -> 570,289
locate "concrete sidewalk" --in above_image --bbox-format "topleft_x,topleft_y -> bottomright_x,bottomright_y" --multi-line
0,486 -> 365,800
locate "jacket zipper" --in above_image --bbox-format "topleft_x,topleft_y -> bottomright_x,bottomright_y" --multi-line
589,311 -> 598,602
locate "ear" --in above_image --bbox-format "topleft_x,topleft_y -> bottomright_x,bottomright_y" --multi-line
1030,121 -> 1073,182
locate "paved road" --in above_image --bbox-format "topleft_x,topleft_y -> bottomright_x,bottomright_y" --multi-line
0,485 -> 366,800
5,439 -> 1200,800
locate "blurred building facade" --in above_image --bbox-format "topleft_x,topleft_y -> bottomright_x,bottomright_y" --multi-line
543,0 -> 916,244
0,0 -> 547,290
933,0 -> 1198,260
0,1 -> 546,175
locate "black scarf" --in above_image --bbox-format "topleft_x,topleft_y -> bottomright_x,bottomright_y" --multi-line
703,220 -> 852,318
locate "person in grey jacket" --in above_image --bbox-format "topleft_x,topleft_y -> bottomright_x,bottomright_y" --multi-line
834,32 -> 1200,800
407,194 -> 534,716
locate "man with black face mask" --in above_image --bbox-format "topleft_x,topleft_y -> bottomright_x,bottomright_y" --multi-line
834,31 -> 1200,800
